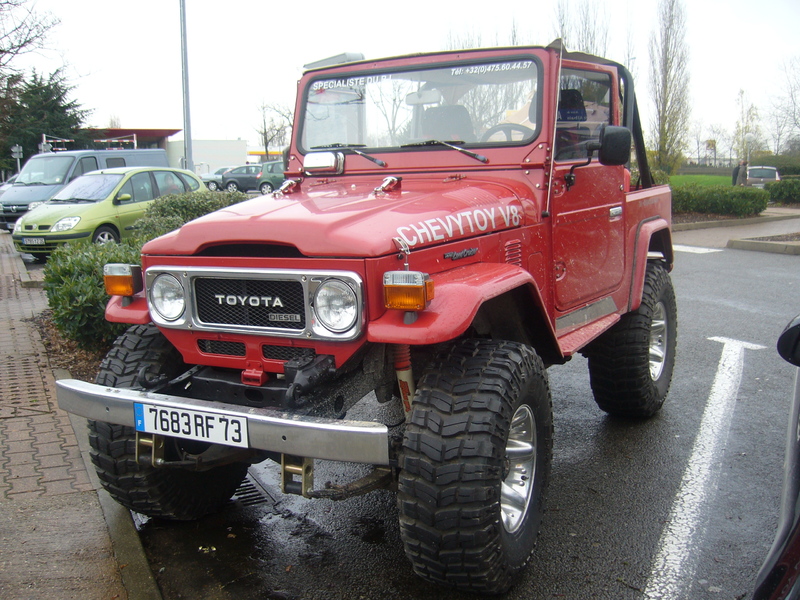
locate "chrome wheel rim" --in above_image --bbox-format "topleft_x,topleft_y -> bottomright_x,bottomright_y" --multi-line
649,301 -> 668,380
95,231 -> 116,245
501,404 -> 536,533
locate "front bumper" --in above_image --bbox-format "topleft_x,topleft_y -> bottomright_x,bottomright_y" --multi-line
56,379 -> 391,465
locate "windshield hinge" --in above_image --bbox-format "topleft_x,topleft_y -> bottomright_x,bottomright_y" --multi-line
374,176 -> 402,194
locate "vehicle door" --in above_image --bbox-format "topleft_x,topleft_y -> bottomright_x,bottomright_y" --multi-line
115,171 -> 157,237
243,165 -> 261,190
224,166 -> 247,189
550,66 -> 626,314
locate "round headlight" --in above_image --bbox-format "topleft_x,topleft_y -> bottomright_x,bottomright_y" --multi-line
314,279 -> 358,333
150,273 -> 185,321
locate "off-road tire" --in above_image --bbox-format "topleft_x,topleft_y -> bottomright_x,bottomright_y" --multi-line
89,324 -> 248,520
398,339 -> 553,594
586,261 -> 677,417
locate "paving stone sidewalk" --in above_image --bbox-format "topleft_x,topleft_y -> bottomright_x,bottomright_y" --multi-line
0,232 -> 129,599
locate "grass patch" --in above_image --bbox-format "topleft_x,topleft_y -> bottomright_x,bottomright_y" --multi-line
670,174 -> 732,186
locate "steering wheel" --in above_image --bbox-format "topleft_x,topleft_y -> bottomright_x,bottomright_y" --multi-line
480,123 -> 534,142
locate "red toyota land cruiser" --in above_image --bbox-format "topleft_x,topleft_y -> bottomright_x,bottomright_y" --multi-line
58,41 -> 675,593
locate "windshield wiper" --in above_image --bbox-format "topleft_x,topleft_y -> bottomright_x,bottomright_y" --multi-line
311,143 -> 387,167
50,198 -> 95,203
401,140 -> 488,164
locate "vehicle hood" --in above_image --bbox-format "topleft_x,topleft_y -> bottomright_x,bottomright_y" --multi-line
0,183 -> 63,205
144,177 -> 525,257
20,200 -> 100,225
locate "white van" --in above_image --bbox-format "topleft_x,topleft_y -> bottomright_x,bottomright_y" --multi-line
0,148 -> 168,230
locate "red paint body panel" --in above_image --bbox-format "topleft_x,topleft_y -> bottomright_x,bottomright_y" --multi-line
106,44 -> 671,372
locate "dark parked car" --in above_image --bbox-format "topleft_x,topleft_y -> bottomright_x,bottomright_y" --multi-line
221,164 -> 261,192
255,160 -> 285,194
201,166 -> 234,191
752,314 -> 800,599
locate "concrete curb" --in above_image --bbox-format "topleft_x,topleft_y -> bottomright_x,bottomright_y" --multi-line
727,239 -> 800,255
672,213 -> 800,232
55,368 -> 163,600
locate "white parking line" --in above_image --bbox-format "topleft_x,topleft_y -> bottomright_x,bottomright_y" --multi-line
643,337 -> 765,599
673,244 -> 724,254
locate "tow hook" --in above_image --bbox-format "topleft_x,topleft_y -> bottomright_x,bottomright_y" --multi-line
281,452 -> 394,500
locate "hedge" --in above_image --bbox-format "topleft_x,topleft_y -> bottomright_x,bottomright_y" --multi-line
671,184 -> 769,216
766,179 -> 800,204
43,189 -> 249,351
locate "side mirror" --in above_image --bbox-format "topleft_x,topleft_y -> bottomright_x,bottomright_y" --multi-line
597,125 -> 631,166
778,315 -> 800,367
114,193 -> 132,205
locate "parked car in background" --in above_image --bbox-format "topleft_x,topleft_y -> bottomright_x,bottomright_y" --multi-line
752,314 -> 800,600
221,164 -> 261,192
201,166 -> 234,191
256,160 -> 285,194
746,166 -> 781,189
12,166 -> 202,261
0,174 -> 17,197
0,148 -> 169,230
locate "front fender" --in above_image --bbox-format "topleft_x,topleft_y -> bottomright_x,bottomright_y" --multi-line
105,293 -> 151,324
367,262 -> 535,345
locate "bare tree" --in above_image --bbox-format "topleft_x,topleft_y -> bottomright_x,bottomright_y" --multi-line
733,89 -> 763,160
256,103 -> 293,160
552,0 -> 609,55
782,57 -> 800,132
649,0 -> 690,174
0,0 -> 57,72
708,124 -> 732,167
770,57 -> 800,154
689,120 -> 704,164
766,104 -> 792,155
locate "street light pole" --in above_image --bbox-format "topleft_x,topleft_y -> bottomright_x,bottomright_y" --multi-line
179,0 -> 194,171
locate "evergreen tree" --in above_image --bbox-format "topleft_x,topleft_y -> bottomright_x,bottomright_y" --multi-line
6,69 -> 92,160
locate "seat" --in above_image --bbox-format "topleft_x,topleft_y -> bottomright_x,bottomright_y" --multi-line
556,88 -> 590,159
422,105 -> 475,142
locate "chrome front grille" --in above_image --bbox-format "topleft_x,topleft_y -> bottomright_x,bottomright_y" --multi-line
195,278 -> 305,330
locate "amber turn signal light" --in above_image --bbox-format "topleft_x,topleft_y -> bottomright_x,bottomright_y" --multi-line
103,263 -> 143,297
383,271 -> 434,311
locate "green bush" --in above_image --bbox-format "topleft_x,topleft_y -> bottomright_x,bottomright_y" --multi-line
43,241 -> 141,351
43,189 -> 250,350
766,179 -> 800,204
131,189 -> 248,241
671,184 -> 769,216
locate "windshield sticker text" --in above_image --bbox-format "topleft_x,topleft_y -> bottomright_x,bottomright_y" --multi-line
450,61 -> 533,77
312,75 -> 391,91
397,205 -> 521,247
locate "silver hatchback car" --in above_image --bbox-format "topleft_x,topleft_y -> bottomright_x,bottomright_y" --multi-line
746,166 -> 781,189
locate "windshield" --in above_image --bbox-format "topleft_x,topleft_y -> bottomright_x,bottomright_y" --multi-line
17,155 -> 75,185
301,57 -> 540,151
50,173 -> 123,202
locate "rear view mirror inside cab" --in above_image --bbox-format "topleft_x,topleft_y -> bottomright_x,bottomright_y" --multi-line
405,90 -> 443,106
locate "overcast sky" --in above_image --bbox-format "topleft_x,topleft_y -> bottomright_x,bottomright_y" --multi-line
17,0 -> 800,149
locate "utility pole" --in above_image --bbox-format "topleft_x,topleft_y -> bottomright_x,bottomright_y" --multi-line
179,0 -> 194,171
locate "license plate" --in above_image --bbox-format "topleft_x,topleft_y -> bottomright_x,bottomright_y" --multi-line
134,402 -> 249,448
23,237 -> 45,245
